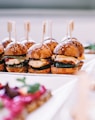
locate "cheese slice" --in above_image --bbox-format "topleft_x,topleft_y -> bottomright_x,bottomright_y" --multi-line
28,59 -> 49,68
5,59 -> 25,65
53,55 -> 79,64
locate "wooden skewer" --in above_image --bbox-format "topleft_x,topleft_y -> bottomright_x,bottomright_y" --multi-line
66,23 -> 69,37
24,21 -> 31,41
69,20 -> 74,39
13,21 -> 17,43
46,20 -> 52,41
72,72 -> 89,120
7,21 -> 12,40
50,21 -> 52,41
42,21 -> 46,43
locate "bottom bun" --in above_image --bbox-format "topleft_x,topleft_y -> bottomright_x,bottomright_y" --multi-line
0,63 -> 4,71
51,61 -> 84,74
28,66 -> 50,74
6,66 -> 27,73
78,61 -> 84,70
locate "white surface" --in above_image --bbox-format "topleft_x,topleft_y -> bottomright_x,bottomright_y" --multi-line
53,79 -> 95,120
0,72 -> 77,91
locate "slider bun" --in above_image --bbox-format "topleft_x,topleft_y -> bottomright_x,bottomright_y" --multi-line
22,39 -> 35,50
28,67 -> 50,73
0,43 -> 4,54
43,38 -> 58,53
5,42 -> 27,56
51,61 -> 84,74
2,38 -> 15,48
54,40 -> 79,58
51,66 -> 78,74
27,43 -> 52,59
0,63 -> 4,71
71,38 -> 84,57
6,66 -> 27,73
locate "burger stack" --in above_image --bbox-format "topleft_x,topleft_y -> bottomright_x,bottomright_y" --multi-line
0,20 -> 84,74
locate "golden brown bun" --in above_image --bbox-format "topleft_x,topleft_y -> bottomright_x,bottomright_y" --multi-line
6,66 -> 27,73
71,38 -> 84,57
54,41 -> 79,57
22,40 -> 35,50
0,44 -> 4,54
51,61 -> 84,74
54,39 -> 84,58
0,63 -> 4,71
51,66 -> 78,74
78,61 -> 84,70
43,38 -> 58,53
28,66 -> 50,73
27,43 -> 52,59
5,42 -> 27,55
2,39 -> 13,48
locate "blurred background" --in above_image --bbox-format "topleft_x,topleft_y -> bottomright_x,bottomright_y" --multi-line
0,0 -> 94,9
0,0 -> 95,44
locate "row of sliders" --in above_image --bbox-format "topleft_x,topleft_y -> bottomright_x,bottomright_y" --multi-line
0,20 -> 84,74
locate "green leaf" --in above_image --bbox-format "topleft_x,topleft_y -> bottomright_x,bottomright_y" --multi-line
16,77 -> 26,85
28,83 -> 40,93
85,44 -> 95,50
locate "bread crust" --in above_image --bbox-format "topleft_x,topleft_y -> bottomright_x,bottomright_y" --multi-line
51,65 -> 78,74
28,66 -> 50,73
27,44 -> 52,59
5,42 -> 27,55
78,61 -> 84,70
43,39 -> 58,53
2,39 -> 13,48
0,44 -> 4,54
71,38 -> 84,57
54,39 -> 84,58
6,66 -> 27,73
22,40 -> 35,50
0,63 -> 4,71
54,41 -> 80,58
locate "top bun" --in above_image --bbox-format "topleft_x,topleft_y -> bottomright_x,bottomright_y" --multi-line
2,38 -> 15,48
5,42 -> 27,55
21,39 -> 35,50
0,43 -> 4,54
43,38 -> 58,53
70,38 -> 84,57
27,43 -> 52,59
54,38 -> 84,58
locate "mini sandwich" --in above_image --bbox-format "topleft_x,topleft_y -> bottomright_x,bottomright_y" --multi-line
43,38 -> 58,53
27,43 -> 52,73
0,44 -> 4,71
4,42 -> 27,72
51,38 -> 84,74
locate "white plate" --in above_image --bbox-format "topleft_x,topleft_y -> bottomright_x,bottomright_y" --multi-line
0,72 -> 77,91
0,72 -> 77,120
53,82 -> 78,120
53,79 -> 95,120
